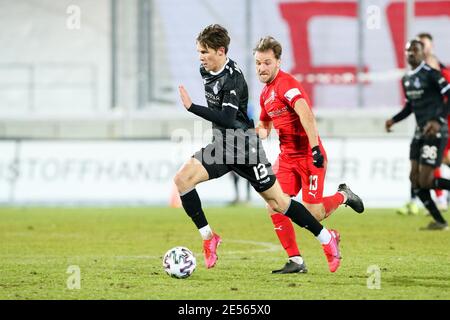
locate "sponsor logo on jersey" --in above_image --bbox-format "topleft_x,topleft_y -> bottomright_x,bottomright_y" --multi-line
213,81 -> 220,95
267,105 -> 289,118
413,77 -> 421,89
260,177 -> 271,184
205,91 -> 220,105
406,89 -> 424,100
264,90 -> 276,106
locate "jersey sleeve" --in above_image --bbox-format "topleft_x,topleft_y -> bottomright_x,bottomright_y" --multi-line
277,75 -> 307,109
221,75 -> 241,111
430,69 -> 450,96
259,94 -> 271,121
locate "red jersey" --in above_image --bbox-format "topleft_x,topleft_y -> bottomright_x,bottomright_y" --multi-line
259,70 -> 317,157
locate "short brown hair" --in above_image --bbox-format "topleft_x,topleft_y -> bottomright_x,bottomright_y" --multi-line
253,36 -> 282,59
417,32 -> 433,41
197,24 -> 230,54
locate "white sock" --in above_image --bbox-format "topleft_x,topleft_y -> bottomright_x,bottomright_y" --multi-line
437,194 -> 447,204
338,191 -> 347,203
199,225 -> 213,240
289,256 -> 304,265
316,228 -> 332,244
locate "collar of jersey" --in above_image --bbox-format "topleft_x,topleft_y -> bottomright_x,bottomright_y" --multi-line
208,58 -> 230,76
267,69 -> 282,86
408,61 -> 426,76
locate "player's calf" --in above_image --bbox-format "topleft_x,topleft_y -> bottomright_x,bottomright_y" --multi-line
303,202 -> 326,221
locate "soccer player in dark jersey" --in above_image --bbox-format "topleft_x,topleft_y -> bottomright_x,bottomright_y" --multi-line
253,36 -> 364,273
418,33 -> 450,201
398,33 -> 450,215
386,39 -> 450,230
174,24 -> 342,272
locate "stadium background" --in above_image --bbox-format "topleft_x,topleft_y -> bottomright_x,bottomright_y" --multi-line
0,0 -> 449,207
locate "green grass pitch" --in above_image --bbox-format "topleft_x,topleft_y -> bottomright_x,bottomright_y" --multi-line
1,206 -> 449,300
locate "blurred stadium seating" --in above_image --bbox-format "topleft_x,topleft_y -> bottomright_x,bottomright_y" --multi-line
4,0 -> 447,138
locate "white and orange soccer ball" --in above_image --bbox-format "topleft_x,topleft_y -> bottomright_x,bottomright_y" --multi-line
162,246 -> 196,279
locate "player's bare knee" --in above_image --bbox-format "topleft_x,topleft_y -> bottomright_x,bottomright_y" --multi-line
173,172 -> 187,190
173,171 -> 195,192
266,199 -> 284,213
266,199 -> 278,212
266,204 -> 276,216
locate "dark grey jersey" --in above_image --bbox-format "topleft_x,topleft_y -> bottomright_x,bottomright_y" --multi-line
189,58 -> 266,163
200,58 -> 253,133
402,62 -> 450,129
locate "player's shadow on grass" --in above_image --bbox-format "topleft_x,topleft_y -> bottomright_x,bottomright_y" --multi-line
384,275 -> 450,289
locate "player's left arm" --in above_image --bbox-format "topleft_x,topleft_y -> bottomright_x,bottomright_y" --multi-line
433,69 -> 450,100
179,85 -> 238,128
424,70 -> 450,136
293,99 -> 323,168
293,99 -> 319,148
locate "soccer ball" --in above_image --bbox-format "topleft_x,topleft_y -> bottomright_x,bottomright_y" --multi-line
162,246 -> 196,279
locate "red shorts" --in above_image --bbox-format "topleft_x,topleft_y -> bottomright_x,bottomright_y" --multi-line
273,144 -> 327,204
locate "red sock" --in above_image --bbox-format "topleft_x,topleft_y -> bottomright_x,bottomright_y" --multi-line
322,192 -> 345,218
434,168 -> 443,197
271,213 -> 300,257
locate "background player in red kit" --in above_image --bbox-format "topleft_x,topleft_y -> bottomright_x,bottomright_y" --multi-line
253,36 -> 364,273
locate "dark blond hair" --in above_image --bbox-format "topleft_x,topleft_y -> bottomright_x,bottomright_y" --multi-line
253,36 -> 282,59
417,32 -> 433,41
197,24 -> 230,54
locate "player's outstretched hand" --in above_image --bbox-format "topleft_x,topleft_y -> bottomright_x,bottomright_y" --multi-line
423,120 -> 441,137
385,119 -> 394,132
312,146 -> 324,168
179,85 -> 192,110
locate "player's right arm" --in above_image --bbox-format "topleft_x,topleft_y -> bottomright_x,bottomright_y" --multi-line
256,96 -> 273,139
431,68 -> 450,100
178,85 -> 238,128
385,102 -> 412,132
421,68 -> 450,136
386,79 -> 413,133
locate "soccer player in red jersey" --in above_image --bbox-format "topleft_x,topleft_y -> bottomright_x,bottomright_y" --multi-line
253,36 -> 365,273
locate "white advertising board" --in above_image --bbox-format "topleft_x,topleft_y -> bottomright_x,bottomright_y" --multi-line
0,138 -> 414,207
